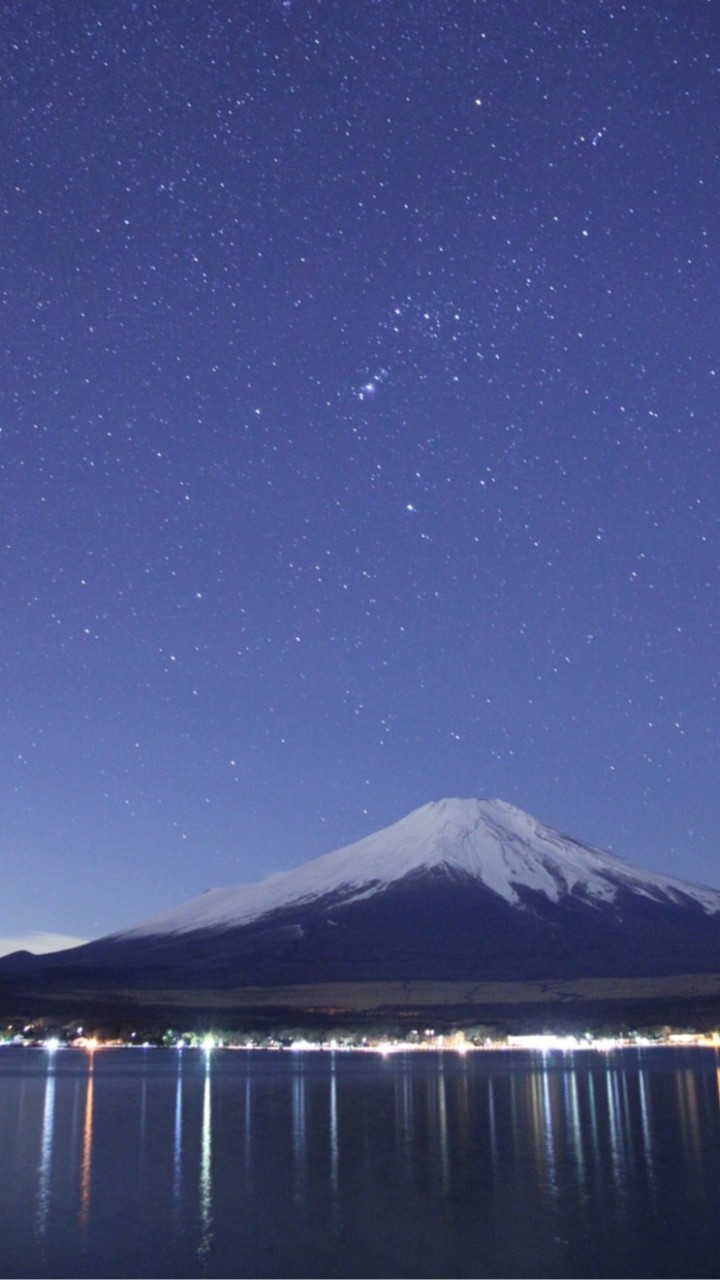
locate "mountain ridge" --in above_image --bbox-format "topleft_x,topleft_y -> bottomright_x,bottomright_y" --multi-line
4,798 -> 720,993
109,796 -> 720,941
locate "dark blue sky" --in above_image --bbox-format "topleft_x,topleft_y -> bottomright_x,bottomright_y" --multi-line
2,0 -> 719,945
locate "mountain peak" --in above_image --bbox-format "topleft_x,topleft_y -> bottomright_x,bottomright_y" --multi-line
113,796 -> 720,943
16,796 -> 720,991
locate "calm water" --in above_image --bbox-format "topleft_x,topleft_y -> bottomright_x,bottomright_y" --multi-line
1,1044 -> 720,1278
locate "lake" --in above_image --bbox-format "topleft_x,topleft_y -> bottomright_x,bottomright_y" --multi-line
1,1043 -> 720,1278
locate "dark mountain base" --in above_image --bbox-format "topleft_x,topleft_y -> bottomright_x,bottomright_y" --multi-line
6,868 -> 720,994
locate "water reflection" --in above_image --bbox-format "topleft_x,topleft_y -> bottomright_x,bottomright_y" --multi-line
292,1054 -> 307,1205
79,1054 -> 95,1232
198,1051 -> 213,1263
6,1047 -> 720,1279
396,1053 -> 414,1158
436,1059 -> 449,1195
605,1067 -> 625,1193
173,1050 -> 183,1211
586,1070 -> 601,1168
487,1076 -> 498,1169
563,1066 -> 586,1190
329,1053 -> 339,1198
638,1066 -> 654,1179
516,1063 -> 559,1199
676,1069 -> 702,1160
35,1055 -> 56,1238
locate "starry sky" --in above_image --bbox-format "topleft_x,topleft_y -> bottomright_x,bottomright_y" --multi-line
2,0 -> 719,950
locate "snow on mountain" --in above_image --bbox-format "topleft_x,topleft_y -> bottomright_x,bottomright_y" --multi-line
114,797 -> 720,940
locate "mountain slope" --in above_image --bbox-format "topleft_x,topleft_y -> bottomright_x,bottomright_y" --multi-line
109,797 -> 720,938
5,798 -> 720,988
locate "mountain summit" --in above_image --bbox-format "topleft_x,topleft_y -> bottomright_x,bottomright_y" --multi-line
6,798 -> 720,987
115,796 -> 720,939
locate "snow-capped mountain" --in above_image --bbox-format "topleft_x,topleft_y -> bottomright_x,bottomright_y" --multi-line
113,797 -> 720,937
6,798 -> 720,987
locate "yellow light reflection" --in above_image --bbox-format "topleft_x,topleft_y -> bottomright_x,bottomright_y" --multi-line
79,1058 -> 95,1232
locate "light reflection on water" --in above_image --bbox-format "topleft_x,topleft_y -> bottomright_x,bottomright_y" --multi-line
35,1056 -> 55,1238
198,1051 -> 213,1264
435,1057 -> 449,1195
291,1053 -> 306,1206
328,1053 -> 339,1203
2,1045 -> 720,1277
606,1066 -> 625,1194
79,1054 -> 94,1233
173,1049 -> 183,1211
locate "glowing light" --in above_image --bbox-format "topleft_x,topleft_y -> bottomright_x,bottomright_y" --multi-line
44,1037 -> 61,1053
202,1034 -> 216,1053
506,1033 -> 583,1052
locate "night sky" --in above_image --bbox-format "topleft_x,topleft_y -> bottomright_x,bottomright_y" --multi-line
2,0 -> 719,952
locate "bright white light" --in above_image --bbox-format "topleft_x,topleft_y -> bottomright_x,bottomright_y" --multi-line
506,1033 -> 582,1052
45,1038 -> 60,1053
202,1035 -> 216,1052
